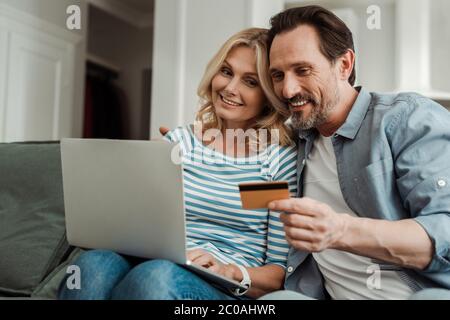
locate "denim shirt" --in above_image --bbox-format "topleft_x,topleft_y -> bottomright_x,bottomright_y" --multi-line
285,87 -> 450,299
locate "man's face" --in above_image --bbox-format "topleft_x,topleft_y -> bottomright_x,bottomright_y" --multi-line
269,25 -> 341,130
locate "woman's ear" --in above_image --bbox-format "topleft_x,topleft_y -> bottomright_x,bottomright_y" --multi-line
338,49 -> 355,82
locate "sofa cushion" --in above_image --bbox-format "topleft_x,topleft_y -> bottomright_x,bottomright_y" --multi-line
32,247 -> 85,299
0,142 -> 71,296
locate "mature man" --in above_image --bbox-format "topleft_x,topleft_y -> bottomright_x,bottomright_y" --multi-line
264,5 -> 450,300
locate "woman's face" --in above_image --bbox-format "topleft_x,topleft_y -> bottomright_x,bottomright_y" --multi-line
211,46 -> 266,130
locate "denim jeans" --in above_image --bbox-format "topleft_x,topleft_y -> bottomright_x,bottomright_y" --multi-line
58,249 -> 239,300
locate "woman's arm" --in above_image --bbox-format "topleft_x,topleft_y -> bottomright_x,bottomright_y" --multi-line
188,249 -> 285,298
230,263 -> 285,298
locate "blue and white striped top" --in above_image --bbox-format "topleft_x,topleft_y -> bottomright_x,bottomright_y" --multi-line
165,125 -> 297,268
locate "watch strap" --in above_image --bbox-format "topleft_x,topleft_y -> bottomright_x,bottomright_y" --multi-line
232,264 -> 251,296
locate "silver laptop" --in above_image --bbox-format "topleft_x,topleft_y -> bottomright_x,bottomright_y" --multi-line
61,138 -> 246,292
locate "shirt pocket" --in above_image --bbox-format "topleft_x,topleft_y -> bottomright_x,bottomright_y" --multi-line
354,158 -> 395,209
360,158 -> 394,180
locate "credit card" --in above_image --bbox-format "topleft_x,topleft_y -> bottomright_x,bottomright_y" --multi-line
239,181 -> 289,209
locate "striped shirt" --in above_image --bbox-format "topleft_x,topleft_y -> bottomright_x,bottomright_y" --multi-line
164,125 -> 297,268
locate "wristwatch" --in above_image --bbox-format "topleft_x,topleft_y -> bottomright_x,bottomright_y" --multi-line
232,264 -> 251,296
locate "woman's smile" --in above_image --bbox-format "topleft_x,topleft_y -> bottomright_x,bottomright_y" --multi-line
219,94 -> 244,108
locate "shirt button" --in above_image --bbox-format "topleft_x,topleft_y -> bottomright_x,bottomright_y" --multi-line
302,159 -> 306,165
437,179 -> 447,188
287,266 -> 294,273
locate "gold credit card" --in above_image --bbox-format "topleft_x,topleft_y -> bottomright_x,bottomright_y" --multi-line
239,181 -> 290,209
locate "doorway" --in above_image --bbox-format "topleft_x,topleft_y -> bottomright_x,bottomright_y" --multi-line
84,1 -> 154,140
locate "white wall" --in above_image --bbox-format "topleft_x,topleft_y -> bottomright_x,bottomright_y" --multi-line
248,0 -> 285,27
286,0 -> 396,92
181,0 -> 248,126
0,0 -> 85,36
430,0 -> 450,92
88,5 -> 153,140
0,0 -> 87,138
150,0 -> 283,139
286,0 -> 450,99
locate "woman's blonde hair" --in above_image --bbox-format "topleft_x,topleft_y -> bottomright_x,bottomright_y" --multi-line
196,28 -> 292,146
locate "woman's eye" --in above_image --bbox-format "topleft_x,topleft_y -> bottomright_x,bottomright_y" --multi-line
245,78 -> 258,87
220,67 -> 232,76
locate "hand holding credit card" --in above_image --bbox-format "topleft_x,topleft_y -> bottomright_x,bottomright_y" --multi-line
238,181 -> 290,209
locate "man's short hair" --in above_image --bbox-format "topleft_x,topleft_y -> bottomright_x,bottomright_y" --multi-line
268,5 -> 356,86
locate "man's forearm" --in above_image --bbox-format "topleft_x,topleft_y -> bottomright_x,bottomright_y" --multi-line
334,215 -> 434,270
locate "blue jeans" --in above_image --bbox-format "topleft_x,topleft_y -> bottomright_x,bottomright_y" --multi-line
58,249 -> 240,300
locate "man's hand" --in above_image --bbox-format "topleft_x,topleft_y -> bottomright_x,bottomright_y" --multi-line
187,249 -> 243,281
270,197 -> 433,269
269,197 -> 349,252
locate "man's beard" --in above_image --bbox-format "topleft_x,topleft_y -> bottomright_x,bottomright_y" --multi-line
290,82 -> 340,130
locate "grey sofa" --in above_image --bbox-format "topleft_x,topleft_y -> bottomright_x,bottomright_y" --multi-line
0,141 -> 83,299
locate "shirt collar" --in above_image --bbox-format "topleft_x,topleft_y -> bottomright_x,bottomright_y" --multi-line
296,86 -> 371,141
335,86 -> 371,140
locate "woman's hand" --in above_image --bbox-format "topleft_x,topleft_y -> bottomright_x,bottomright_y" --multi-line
187,249 -> 242,282
159,126 -> 170,136
187,249 -> 285,298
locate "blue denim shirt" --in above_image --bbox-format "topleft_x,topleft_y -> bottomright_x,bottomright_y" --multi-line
285,87 -> 450,299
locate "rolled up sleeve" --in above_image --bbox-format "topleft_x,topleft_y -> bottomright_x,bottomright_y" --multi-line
415,213 -> 450,272
389,96 -> 450,273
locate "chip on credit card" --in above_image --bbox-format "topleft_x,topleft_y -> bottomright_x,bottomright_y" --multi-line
238,181 -> 290,209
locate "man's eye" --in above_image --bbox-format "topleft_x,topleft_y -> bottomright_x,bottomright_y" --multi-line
271,72 -> 284,82
296,68 -> 310,76
220,67 -> 232,76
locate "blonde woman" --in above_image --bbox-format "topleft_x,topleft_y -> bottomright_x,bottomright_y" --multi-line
59,28 -> 297,300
